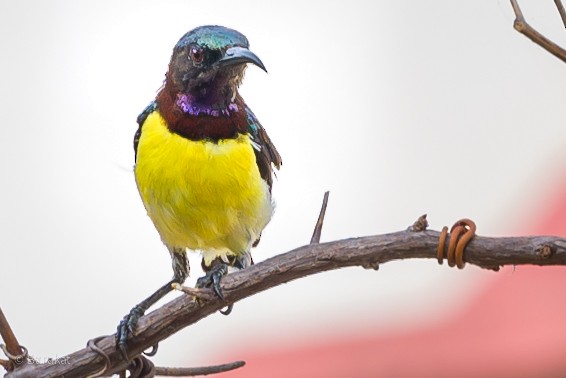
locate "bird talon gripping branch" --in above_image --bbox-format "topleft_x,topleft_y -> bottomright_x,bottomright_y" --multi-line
196,264 -> 235,316
196,263 -> 229,300
115,25 -> 282,357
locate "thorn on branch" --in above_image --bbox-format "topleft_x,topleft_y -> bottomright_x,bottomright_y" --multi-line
310,191 -> 330,244
409,214 -> 428,232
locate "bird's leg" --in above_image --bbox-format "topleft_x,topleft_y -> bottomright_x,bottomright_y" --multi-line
116,280 -> 174,360
196,251 -> 253,315
116,248 -> 189,360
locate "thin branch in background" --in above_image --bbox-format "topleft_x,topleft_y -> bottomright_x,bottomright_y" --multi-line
510,0 -> 566,62
555,0 -> 566,29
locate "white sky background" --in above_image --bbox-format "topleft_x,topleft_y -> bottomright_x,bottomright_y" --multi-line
1,0 -> 565,368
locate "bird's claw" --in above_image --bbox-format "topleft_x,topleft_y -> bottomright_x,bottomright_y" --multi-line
196,263 -> 228,300
116,305 -> 145,360
219,304 -> 233,315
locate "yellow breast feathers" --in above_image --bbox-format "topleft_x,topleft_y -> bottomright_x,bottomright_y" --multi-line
134,111 -> 273,260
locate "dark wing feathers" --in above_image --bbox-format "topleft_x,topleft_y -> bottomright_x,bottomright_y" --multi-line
133,101 -> 157,162
245,105 -> 282,191
253,126 -> 282,189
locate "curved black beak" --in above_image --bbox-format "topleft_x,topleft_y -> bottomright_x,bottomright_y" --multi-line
218,46 -> 267,72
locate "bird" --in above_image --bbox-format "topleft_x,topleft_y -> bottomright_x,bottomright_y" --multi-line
116,25 -> 281,357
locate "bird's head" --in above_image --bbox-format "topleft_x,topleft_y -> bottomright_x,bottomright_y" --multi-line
165,25 -> 266,116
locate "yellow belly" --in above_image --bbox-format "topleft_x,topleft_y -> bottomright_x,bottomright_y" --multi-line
134,111 -> 273,261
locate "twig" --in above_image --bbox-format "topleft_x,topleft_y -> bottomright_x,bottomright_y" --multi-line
172,283 -> 217,301
98,358 -> 245,377
555,0 -> 566,29
0,307 -> 25,370
310,191 -> 330,244
154,360 -> 245,376
510,0 -> 524,20
5,220 -> 566,377
510,0 -> 566,63
0,359 -> 12,371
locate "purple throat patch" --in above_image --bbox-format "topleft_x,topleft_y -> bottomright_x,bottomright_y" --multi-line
176,93 -> 239,117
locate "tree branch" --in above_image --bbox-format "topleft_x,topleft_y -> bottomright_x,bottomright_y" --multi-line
554,0 -> 566,29
0,308 -> 27,372
5,221 -> 566,377
510,0 -> 566,63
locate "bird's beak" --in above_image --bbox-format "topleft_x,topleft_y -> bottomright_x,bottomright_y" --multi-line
218,46 -> 267,73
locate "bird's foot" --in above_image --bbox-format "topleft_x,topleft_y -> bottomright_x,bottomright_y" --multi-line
114,268 -> 185,360
196,262 -> 228,300
196,262 -> 233,314
116,305 -> 145,360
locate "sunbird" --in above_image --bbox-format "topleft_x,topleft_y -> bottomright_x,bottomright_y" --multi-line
116,25 -> 281,356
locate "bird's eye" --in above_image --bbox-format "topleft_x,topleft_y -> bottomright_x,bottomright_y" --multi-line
190,47 -> 204,64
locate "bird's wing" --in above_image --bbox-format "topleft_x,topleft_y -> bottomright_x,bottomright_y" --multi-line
245,105 -> 282,191
134,101 -> 158,162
